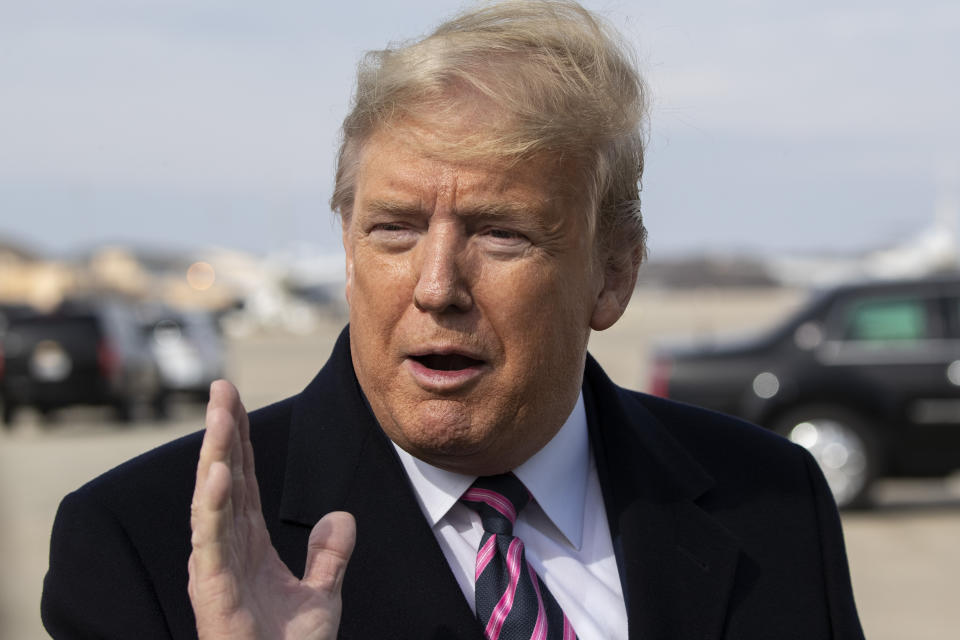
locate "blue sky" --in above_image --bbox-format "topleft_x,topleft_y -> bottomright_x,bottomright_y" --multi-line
1,0 -> 958,258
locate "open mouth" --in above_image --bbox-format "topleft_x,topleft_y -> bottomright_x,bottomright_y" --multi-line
410,353 -> 484,371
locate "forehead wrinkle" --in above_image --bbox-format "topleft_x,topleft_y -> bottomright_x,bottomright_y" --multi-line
451,168 -> 563,219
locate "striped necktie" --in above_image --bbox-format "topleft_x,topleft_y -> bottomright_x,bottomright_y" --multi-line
460,474 -> 577,640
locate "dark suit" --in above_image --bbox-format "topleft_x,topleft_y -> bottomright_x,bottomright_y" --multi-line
42,328 -> 864,639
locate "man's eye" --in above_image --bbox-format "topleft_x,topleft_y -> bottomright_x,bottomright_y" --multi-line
368,223 -> 419,249
369,222 -> 418,238
485,228 -> 524,241
374,223 -> 408,232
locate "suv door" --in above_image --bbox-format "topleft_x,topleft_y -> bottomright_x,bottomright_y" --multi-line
817,287 -> 960,475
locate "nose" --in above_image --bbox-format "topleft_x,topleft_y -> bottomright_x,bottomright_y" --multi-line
413,223 -> 473,314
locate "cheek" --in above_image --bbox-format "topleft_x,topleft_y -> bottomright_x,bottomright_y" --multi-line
350,254 -> 413,311
482,264 -> 591,354
488,260 -> 592,321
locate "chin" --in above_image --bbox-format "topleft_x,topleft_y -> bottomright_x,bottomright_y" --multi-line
398,403 -> 494,456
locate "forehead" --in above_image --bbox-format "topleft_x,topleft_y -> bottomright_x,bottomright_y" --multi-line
353,124 -> 584,214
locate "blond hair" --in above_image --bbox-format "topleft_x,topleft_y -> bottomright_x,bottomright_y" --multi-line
331,0 -> 648,257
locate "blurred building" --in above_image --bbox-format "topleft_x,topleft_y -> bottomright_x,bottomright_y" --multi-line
0,239 -> 76,311
0,237 -> 350,335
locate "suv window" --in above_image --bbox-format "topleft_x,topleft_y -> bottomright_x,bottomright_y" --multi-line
843,298 -> 931,343
819,293 -> 946,365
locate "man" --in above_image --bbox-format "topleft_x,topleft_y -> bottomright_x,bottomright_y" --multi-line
42,1 -> 865,639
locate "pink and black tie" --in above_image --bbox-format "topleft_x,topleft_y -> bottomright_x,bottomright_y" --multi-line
461,474 -> 577,640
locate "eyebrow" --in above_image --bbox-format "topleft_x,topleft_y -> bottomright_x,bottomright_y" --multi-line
362,199 -> 423,216
362,198 -> 543,219
458,201 -> 542,219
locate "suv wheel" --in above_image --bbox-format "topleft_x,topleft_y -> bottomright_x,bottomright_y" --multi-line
153,390 -> 171,421
774,406 -> 878,509
2,401 -> 15,428
113,397 -> 135,424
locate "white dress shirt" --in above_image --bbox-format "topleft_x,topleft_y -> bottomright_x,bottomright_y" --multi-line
393,393 -> 629,640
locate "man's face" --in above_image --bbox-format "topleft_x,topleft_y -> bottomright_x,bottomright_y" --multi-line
343,122 -> 627,475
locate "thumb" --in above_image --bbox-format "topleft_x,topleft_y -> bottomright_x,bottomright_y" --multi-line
302,511 -> 356,595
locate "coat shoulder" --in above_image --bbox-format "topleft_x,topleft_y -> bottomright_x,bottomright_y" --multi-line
623,388 -> 800,460
622,387 -> 822,501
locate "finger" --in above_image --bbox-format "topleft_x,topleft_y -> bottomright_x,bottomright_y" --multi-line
191,381 -> 244,571
198,381 -> 248,512
192,384 -> 235,538
212,382 -> 258,521
196,381 -> 240,488
189,460 -> 234,576
206,379 -> 256,516
302,511 -> 357,596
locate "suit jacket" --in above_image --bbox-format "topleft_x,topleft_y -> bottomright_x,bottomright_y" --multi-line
41,327 -> 864,639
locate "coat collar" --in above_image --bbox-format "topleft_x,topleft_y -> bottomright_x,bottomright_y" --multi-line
583,354 -> 742,640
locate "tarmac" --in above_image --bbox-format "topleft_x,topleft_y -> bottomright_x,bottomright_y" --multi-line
2,289 -> 957,639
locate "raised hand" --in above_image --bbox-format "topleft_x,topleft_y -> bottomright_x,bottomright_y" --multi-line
188,380 -> 356,640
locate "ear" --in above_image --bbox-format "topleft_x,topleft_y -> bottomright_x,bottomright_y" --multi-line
341,217 -> 354,306
590,244 -> 642,331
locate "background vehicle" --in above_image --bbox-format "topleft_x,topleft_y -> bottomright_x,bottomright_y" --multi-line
142,307 -> 226,401
0,303 -> 35,335
651,275 -> 960,508
0,299 -> 165,425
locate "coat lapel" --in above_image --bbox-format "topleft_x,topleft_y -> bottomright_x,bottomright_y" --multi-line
584,356 -> 741,640
276,328 -> 482,639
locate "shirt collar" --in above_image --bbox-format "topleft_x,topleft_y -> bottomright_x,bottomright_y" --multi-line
393,392 -> 589,550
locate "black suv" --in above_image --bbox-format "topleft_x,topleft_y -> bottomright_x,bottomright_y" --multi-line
0,299 -> 166,425
651,275 -> 960,508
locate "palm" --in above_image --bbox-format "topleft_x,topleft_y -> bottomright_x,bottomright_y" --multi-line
189,380 -> 355,640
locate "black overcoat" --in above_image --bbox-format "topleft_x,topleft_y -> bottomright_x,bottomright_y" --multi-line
41,328 -> 864,639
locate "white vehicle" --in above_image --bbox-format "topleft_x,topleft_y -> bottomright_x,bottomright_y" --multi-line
145,310 -> 225,401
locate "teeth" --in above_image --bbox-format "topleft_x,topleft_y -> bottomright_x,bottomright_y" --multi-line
418,353 -> 480,371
